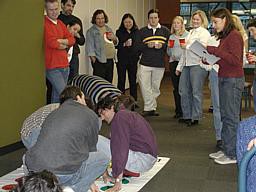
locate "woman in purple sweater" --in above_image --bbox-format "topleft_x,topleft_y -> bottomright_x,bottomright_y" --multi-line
207,8 -> 244,165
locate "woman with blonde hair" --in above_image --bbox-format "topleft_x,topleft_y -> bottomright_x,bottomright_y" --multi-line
167,16 -> 189,118
176,10 -> 211,126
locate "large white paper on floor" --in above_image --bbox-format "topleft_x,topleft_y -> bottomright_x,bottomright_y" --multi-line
0,157 -> 170,192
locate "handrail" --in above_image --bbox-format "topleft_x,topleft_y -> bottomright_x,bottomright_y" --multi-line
238,146 -> 256,192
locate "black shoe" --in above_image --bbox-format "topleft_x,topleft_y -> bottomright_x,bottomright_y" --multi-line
187,120 -> 199,126
208,105 -> 213,113
173,113 -> 183,119
142,110 -> 159,117
216,140 -> 223,150
178,118 -> 191,123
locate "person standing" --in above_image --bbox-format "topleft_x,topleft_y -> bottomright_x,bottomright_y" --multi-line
139,9 -> 170,117
25,86 -> 109,192
116,13 -> 141,102
207,8 -> 244,165
167,16 -> 188,119
86,9 -> 118,83
58,0 -> 85,81
176,10 -> 210,126
246,19 -> 256,112
44,0 -> 75,103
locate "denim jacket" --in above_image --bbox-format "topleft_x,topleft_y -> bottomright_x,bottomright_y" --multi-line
86,24 -> 118,63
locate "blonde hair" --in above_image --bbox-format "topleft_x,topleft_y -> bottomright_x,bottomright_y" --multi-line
190,10 -> 209,29
171,16 -> 186,35
232,14 -> 248,41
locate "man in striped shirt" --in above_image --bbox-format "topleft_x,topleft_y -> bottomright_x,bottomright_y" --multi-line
70,74 -> 122,106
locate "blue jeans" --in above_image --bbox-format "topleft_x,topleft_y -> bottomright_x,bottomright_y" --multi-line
253,79 -> 256,112
179,65 -> 207,120
209,70 -> 223,140
219,77 -> 244,158
46,67 -> 69,103
21,127 -> 41,149
97,136 -> 157,173
56,151 -> 109,192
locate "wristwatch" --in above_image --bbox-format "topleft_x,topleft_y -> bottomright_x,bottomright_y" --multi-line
115,178 -> 121,183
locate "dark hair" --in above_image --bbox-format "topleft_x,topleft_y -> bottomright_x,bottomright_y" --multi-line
115,94 -> 135,111
118,13 -> 138,32
148,9 -> 160,19
247,19 -> 256,29
96,96 -> 117,116
210,8 -> 235,39
19,170 -> 62,192
61,0 -> 76,5
45,0 -> 58,3
59,86 -> 83,104
91,9 -> 108,24
67,20 -> 81,28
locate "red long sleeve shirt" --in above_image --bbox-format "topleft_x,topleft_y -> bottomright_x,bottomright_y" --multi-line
207,30 -> 244,78
44,16 -> 75,70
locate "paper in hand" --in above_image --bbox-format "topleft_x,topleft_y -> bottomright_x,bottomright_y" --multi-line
189,40 -> 220,65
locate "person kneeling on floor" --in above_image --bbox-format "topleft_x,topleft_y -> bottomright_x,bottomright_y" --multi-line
24,86 -> 109,192
96,96 -> 158,192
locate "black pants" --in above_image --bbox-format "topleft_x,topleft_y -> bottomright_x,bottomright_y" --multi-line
170,61 -> 182,115
116,58 -> 138,100
92,59 -> 114,83
68,53 -> 79,82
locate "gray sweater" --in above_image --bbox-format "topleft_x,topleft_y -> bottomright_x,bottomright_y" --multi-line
25,99 -> 99,174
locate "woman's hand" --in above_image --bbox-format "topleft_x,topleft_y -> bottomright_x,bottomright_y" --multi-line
247,138 -> 256,151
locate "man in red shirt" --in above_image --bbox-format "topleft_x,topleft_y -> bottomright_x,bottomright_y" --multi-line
44,0 -> 75,103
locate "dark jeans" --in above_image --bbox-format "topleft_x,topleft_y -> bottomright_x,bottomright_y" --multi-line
170,61 -> 182,115
117,58 -> 138,100
219,77 -> 244,158
92,59 -> 114,83
68,54 -> 79,82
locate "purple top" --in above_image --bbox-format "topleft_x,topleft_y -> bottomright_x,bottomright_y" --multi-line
110,109 -> 158,177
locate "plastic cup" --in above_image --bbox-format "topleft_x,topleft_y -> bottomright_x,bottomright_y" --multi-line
168,39 -> 175,48
179,38 -> 185,45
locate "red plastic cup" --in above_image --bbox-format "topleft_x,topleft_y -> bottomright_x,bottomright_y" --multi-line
179,38 -> 185,45
246,51 -> 255,64
105,32 -> 112,39
168,39 -> 175,48
2,184 -> 17,191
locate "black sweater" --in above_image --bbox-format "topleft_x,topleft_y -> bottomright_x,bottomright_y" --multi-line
139,25 -> 170,68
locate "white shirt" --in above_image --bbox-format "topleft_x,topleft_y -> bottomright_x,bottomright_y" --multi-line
147,23 -> 161,35
176,26 -> 211,72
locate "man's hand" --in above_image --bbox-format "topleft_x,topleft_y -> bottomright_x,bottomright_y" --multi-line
154,42 -> 163,49
106,182 -> 122,192
247,138 -> 256,151
147,42 -> 155,48
102,171 -> 114,184
57,39 -> 69,45
74,32 -> 81,39
90,182 -> 100,192
175,70 -> 181,76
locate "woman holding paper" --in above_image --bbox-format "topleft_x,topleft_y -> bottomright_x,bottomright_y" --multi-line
207,8 -> 244,165
167,16 -> 189,119
175,10 -> 210,126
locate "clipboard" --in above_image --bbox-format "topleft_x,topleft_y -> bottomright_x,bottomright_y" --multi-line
189,40 -> 220,65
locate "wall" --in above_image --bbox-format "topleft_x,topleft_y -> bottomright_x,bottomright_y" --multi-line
0,1 -> 45,147
72,0 -> 156,85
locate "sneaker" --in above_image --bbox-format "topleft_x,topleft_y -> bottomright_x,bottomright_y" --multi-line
209,151 -> 224,159
214,155 -> 237,165
187,120 -> 199,126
